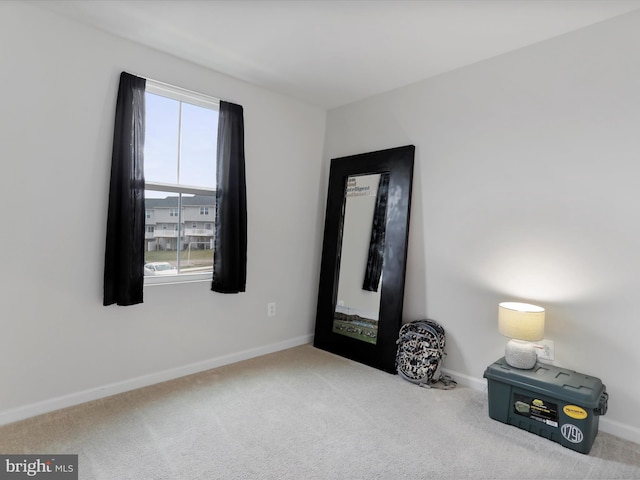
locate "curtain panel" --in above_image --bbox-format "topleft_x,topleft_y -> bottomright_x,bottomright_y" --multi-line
212,101 -> 247,293
103,72 -> 146,306
362,173 -> 390,292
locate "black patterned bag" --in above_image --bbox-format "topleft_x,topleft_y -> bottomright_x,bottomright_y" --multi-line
396,319 -> 456,389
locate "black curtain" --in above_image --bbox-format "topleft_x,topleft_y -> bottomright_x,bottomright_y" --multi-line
212,101 -> 247,293
362,173 -> 390,292
103,72 -> 146,306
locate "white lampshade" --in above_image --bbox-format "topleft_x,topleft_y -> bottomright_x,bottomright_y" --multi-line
498,302 -> 545,342
498,302 -> 545,369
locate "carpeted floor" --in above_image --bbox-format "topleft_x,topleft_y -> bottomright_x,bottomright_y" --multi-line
0,344 -> 638,479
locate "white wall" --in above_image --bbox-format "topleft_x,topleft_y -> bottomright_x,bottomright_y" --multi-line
325,11 -> 640,443
0,3 -> 326,422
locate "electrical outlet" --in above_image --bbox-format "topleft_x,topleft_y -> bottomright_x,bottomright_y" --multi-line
267,302 -> 276,317
536,339 -> 554,361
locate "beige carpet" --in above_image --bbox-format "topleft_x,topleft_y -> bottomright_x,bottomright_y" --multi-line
0,344 -> 639,479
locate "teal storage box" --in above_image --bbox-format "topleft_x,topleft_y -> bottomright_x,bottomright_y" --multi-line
483,357 -> 608,454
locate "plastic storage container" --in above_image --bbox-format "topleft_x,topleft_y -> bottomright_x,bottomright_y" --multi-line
483,357 -> 608,454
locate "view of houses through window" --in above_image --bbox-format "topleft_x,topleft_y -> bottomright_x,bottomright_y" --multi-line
143,81 -> 219,278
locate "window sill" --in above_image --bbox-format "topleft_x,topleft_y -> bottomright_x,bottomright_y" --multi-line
144,272 -> 212,286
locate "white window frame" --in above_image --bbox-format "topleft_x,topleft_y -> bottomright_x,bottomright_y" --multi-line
144,79 -> 219,286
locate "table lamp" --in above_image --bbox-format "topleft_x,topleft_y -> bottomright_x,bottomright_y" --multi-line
498,302 -> 545,369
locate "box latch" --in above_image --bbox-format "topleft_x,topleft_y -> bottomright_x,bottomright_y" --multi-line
595,391 -> 608,416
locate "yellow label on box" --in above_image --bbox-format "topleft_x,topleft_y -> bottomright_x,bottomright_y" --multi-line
563,405 -> 588,419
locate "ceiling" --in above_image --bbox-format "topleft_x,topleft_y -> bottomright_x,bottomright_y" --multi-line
32,0 -> 640,109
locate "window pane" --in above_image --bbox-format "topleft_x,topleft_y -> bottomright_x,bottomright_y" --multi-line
144,190 -> 215,275
144,191 -> 181,273
180,102 -> 217,189
145,93 -> 179,184
181,193 -> 215,274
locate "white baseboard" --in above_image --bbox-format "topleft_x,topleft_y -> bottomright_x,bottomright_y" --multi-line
442,368 -> 488,392
0,334 -> 314,427
598,417 -> 640,446
442,367 -> 640,446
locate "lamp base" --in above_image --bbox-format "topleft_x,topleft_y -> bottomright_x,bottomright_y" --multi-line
504,339 -> 537,369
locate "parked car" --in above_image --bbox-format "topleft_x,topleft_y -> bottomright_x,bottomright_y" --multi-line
144,262 -> 178,276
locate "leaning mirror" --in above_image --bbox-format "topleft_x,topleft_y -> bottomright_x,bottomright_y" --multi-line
314,145 -> 415,373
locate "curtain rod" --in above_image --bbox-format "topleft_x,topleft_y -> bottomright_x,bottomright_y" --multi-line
126,71 -> 222,107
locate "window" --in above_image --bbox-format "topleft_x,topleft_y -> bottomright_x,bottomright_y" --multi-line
105,72 -> 245,305
143,80 -> 219,283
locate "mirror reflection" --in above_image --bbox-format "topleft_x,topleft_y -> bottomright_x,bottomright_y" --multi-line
333,173 -> 389,344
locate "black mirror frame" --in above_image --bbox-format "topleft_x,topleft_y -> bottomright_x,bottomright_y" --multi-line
313,145 -> 415,373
